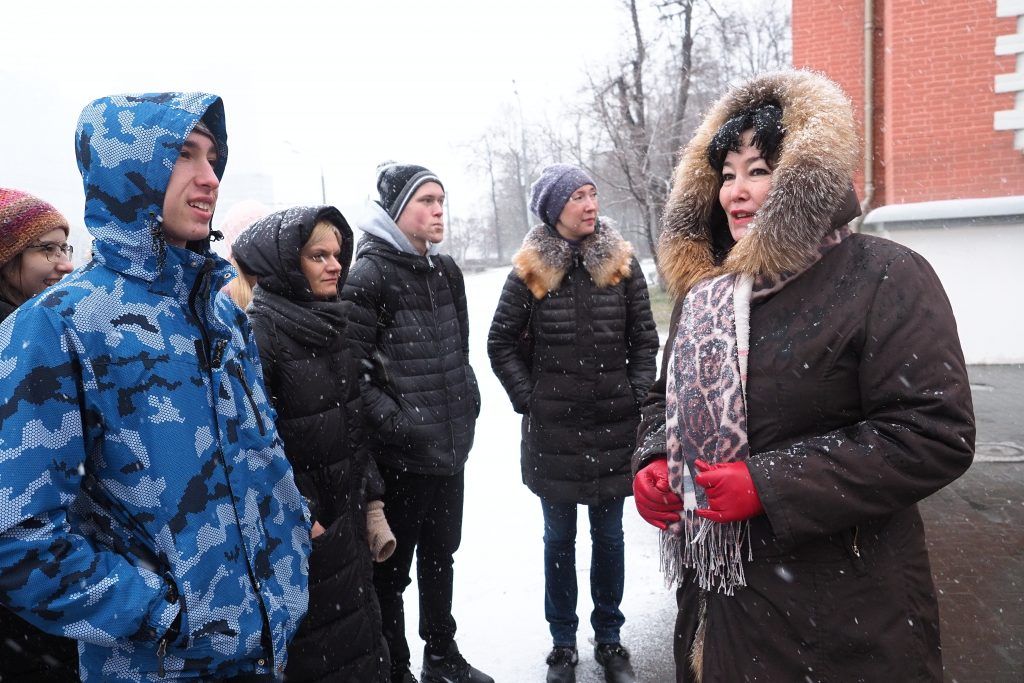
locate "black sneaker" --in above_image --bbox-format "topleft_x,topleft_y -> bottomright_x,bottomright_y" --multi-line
392,667 -> 418,683
420,642 -> 494,683
545,645 -> 579,683
594,643 -> 635,683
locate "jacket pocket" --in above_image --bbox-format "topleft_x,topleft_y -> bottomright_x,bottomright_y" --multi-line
466,364 -> 482,418
79,472 -> 163,572
229,361 -> 267,436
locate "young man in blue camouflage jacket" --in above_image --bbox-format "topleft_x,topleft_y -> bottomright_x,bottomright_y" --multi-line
0,92 -> 310,680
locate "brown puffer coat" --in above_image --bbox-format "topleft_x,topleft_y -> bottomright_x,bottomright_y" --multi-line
634,70 -> 975,682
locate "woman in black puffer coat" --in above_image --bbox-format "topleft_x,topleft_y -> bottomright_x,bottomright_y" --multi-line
487,165 -> 659,682
233,205 -> 391,682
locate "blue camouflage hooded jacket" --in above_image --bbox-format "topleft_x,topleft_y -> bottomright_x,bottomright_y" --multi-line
0,93 -> 310,680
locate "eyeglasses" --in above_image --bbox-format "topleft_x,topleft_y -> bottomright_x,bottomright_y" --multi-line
27,242 -> 74,263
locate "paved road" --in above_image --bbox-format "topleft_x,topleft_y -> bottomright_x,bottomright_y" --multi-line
921,365 -> 1024,683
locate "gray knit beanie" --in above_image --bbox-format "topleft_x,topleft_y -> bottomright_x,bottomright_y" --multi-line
528,164 -> 595,227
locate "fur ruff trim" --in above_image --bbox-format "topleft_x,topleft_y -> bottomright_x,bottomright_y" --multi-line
659,69 -> 860,297
512,218 -> 634,299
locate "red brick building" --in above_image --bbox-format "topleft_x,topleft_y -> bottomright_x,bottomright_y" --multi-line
791,0 -> 1024,209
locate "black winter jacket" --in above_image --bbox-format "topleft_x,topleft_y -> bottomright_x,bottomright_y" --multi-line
341,205 -> 480,476
489,221 -> 659,504
234,205 -> 389,682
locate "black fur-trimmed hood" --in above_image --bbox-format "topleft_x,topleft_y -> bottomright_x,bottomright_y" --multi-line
659,70 -> 861,296
512,218 -> 634,299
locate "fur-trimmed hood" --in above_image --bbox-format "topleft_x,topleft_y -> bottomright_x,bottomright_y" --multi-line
512,218 -> 634,299
659,70 -> 861,297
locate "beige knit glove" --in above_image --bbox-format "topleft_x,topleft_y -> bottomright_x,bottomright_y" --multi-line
366,500 -> 396,562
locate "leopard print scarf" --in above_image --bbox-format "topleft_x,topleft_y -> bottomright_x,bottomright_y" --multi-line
662,226 -> 850,594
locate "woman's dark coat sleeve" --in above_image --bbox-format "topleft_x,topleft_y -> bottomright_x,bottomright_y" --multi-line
623,257 -> 660,406
363,456 -> 385,502
250,313 -> 322,522
747,250 -> 975,551
487,270 -> 535,414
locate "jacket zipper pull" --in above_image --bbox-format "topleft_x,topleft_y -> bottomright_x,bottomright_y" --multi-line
212,339 -> 227,369
157,637 -> 168,677
851,526 -> 861,558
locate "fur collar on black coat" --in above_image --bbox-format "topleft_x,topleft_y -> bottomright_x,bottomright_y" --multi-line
512,218 -> 634,299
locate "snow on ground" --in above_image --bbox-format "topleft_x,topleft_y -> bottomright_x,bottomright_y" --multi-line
399,266 -> 677,681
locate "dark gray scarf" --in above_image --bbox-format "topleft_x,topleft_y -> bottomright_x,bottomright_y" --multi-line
251,286 -> 348,349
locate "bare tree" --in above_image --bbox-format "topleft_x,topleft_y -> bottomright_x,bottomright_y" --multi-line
477,134 -> 505,261
704,0 -> 792,90
466,113 -> 540,262
583,0 -> 696,266
460,0 -> 791,268
659,0 -> 696,161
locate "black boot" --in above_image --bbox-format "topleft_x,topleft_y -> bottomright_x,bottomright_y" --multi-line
594,643 -> 635,683
392,667 -> 418,683
420,642 -> 494,683
545,645 -> 578,683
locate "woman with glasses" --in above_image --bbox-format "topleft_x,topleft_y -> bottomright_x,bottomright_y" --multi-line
0,188 -> 74,322
0,187 -> 78,678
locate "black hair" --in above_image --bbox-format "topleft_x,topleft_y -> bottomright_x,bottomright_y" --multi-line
707,103 -> 784,176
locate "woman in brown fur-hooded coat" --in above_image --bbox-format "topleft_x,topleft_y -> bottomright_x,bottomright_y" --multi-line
632,70 -> 975,681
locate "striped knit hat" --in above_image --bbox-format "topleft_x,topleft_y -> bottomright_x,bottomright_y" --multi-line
375,162 -> 443,221
0,188 -> 70,268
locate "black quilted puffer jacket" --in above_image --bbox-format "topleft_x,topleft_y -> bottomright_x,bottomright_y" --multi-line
488,220 -> 659,505
341,205 -> 480,476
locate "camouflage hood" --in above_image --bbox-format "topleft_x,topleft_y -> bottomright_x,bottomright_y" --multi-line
75,92 -> 233,286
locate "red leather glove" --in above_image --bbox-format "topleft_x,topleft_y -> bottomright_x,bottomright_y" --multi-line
633,457 -> 683,530
693,459 -> 764,523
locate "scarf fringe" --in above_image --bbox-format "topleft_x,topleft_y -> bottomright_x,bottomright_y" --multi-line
660,512 -> 753,595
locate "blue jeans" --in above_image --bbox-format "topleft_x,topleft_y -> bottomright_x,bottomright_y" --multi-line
540,497 -> 626,647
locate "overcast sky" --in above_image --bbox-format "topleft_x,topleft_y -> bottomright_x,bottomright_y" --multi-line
2,0 -> 639,251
